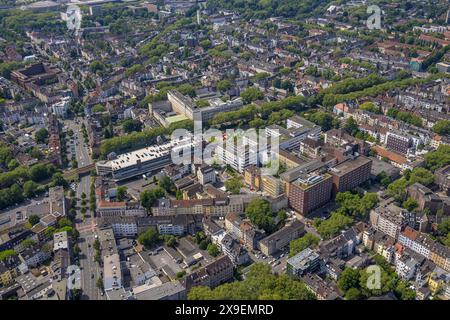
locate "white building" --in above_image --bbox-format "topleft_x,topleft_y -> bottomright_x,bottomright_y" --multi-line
104,253 -> 122,291
53,231 -> 69,251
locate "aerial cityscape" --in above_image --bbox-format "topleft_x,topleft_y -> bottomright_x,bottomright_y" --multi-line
0,0 -> 449,302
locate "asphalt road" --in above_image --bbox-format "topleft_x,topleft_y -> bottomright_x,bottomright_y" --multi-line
67,118 -> 103,300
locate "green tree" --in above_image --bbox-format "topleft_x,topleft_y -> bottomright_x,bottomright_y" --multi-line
21,238 -> 37,249
315,212 -> 353,239
289,233 -> 320,257
23,180 -> 39,198
116,186 -> 127,201
344,117 -> 359,136
164,235 -> 177,248
35,128 -> 49,144
345,287 -> 362,300
217,79 -> 232,92
7,159 -> 19,170
96,277 -> 104,291
359,266 -> 397,297
240,87 -> 263,104
338,268 -> 360,292
432,120 -> 450,136
207,243 -> 220,257
0,249 -> 17,261
359,101 -> 381,114
402,197 -> 418,212
188,263 -> 315,300
122,119 -> 142,133
409,167 -> 434,186
58,217 -> 72,228
140,187 -> 165,209
277,210 -> 287,223
138,227 -> 159,249
425,145 -> 450,171
394,280 -> 416,300
28,214 -> 40,226
51,172 -> 68,188
224,176 -> 243,194
30,163 -> 54,182
306,111 -> 335,131
245,199 -> 275,233
92,104 -> 106,113
386,178 -> 409,202
158,176 -> 174,193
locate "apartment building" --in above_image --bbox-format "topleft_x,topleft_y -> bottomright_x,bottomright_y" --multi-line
104,253 -> 122,291
288,173 -> 333,215
220,235 -> 249,266
329,156 -> 372,196
399,227 -> 450,272
369,199 -> 407,240
167,90 -> 243,123
152,197 -> 244,217
96,201 -> 147,218
286,248 -> 320,278
261,175 -> 284,198
182,255 -> 234,291
196,165 -> 216,185
258,220 -> 305,256
385,132 -> 412,155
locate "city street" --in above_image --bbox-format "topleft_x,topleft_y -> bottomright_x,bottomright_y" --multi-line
66,118 -> 103,300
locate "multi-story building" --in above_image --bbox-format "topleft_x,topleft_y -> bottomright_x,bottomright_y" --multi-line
258,220 -> 305,256
407,183 -> 447,214
435,165 -> 450,196
19,244 -> 52,268
385,132 -> 412,155
97,216 -> 139,238
133,281 -> 187,300
96,201 -> 147,218
329,156 -> 372,196
370,199 -> 407,240
196,165 -> 216,185
244,165 -> 261,190
395,250 -> 421,281
288,173 -> 332,215
260,175 -> 284,198
286,248 -> 320,278
302,273 -> 340,300
224,212 -> 243,239
152,197 -> 244,217
167,90 -> 243,123
96,137 -> 192,181
398,227 -> 431,258
239,221 -> 265,250
215,136 -> 258,173
220,235 -> 249,266
53,231 -> 69,252
0,254 -> 20,286
320,228 -> 359,260
182,255 -> 234,291
399,227 -> 450,272
104,253 -> 122,291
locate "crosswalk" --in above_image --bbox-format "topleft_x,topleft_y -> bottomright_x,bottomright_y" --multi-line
76,219 -> 97,234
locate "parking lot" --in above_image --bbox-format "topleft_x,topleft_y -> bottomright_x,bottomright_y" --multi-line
117,172 -> 165,200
